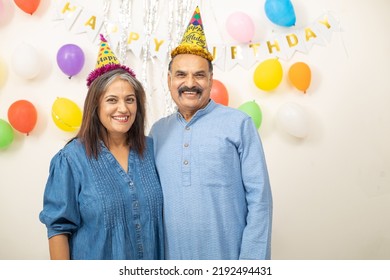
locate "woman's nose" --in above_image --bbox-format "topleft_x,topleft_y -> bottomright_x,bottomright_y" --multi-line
117,100 -> 127,112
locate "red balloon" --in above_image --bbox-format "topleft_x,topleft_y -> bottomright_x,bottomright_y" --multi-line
8,100 -> 38,135
14,0 -> 41,15
210,79 -> 229,106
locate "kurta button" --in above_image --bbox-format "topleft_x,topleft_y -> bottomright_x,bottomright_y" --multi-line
183,160 -> 188,165
185,127 -> 190,130
184,143 -> 189,147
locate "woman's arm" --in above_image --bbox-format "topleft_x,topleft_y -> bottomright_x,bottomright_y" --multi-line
48,234 -> 70,260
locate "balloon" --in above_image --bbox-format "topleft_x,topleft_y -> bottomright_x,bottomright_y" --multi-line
52,97 -> 82,132
0,119 -> 14,149
264,0 -> 296,27
8,100 -> 38,135
14,0 -> 41,15
288,62 -> 311,93
276,102 -> 309,138
253,58 -> 283,91
0,56 -> 6,88
226,11 -> 255,43
0,0 -> 11,25
210,79 -> 229,106
11,43 -> 41,80
238,100 -> 262,129
56,44 -> 85,78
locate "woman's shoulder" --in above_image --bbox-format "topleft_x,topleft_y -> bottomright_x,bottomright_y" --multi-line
53,138 -> 85,159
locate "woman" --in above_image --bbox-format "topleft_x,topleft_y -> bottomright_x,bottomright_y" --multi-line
39,50 -> 164,259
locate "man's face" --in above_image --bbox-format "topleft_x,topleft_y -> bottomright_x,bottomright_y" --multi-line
168,54 -> 213,121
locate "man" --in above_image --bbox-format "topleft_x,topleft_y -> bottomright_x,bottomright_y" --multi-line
150,6 -> 272,260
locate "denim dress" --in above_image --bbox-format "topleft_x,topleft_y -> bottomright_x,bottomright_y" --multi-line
39,137 -> 164,260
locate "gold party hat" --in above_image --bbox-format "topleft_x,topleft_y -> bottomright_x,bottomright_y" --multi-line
171,6 -> 213,61
86,34 -> 135,87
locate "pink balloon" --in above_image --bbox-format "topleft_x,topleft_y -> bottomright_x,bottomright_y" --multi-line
226,11 -> 255,43
0,0 -> 4,19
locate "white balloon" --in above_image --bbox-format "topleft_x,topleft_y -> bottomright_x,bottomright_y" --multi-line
11,43 -> 41,80
276,102 -> 309,138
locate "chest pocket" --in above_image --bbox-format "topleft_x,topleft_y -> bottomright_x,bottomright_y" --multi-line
198,140 -> 240,188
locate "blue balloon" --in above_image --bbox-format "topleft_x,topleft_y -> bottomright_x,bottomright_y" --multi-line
264,0 -> 296,27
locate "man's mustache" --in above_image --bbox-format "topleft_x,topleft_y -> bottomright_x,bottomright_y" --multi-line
178,86 -> 203,95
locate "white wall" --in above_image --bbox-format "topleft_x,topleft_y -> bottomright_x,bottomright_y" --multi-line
0,0 -> 389,260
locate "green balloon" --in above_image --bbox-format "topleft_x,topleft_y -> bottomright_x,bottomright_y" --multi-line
238,101 -> 262,129
0,119 -> 14,149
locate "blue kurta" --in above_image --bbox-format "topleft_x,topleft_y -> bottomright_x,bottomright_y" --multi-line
39,137 -> 164,260
150,100 -> 272,260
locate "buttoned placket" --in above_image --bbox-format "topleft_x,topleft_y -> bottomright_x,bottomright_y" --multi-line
130,181 -> 145,258
127,157 -> 144,259
182,125 -> 191,187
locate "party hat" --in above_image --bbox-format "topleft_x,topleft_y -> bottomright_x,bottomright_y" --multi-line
86,34 -> 136,87
171,6 -> 213,61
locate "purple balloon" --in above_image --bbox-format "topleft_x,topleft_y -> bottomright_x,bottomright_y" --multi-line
56,44 -> 85,78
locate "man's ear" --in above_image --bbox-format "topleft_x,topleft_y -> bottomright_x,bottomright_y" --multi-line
167,72 -> 172,88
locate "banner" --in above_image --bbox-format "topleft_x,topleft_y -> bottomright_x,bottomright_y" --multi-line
53,0 -> 341,70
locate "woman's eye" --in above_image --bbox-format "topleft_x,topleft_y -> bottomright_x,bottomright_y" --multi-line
127,97 -> 136,103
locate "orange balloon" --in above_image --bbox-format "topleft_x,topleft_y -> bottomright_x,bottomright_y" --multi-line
210,79 -> 229,106
288,62 -> 311,93
14,0 -> 41,15
7,100 -> 38,135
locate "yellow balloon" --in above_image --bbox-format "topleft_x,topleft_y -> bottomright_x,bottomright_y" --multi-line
253,58 -> 283,91
51,97 -> 82,132
0,57 -> 7,88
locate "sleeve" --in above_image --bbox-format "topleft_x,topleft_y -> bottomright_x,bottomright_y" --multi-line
39,150 -> 81,239
238,117 -> 273,260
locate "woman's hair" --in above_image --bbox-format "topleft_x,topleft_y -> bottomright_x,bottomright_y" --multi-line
76,68 -> 146,159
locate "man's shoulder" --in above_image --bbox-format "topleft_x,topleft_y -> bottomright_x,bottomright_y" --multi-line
213,104 -> 250,120
151,113 -> 176,129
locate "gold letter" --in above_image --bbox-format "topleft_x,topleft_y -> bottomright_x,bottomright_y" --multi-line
212,46 -> 217,60
62,2 -> 76,14
318,15 -> 331,29
286,34 -> 298,47
84,16 -> 96,30
305,28 -> 317,41
266,40 -> 280,54
127,32 -> 140,44
230,46 -> 237,59
154,38 -> 164,52
249,43 -> 260,57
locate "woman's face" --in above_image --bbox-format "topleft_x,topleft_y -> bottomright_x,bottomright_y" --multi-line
98,77 -> 137,140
